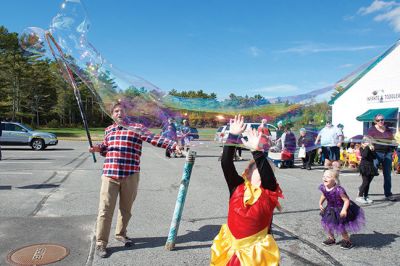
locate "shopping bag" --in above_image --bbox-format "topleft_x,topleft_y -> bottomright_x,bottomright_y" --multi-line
281,149 -> 293,160
298,147 -> 306,158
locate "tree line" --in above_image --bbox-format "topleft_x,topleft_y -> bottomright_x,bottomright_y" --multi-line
0,25 -> 332,129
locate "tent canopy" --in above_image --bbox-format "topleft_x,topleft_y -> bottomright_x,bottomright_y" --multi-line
356,108 -> 399,122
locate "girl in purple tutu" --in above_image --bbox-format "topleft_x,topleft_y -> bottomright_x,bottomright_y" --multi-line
319,169 -> 365,249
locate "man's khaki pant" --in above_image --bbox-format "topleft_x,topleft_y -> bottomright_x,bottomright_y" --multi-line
96,173 -> 139,247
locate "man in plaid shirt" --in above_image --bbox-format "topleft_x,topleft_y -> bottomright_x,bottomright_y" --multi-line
89,102 -> 181,258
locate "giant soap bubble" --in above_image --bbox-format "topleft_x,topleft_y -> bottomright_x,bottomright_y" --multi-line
19,0 -> 399,153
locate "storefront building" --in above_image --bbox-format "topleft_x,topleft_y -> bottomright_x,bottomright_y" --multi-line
329,40 -> 400,139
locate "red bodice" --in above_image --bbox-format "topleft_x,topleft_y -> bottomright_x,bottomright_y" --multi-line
227,184 -> 280,239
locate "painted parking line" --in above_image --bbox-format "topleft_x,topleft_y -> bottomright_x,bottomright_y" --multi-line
0,172 -> 33,175
0,161 -> 52,163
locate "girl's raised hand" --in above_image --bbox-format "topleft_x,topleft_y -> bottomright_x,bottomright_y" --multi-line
241,128 -> 262,151
229,114 -> 246,135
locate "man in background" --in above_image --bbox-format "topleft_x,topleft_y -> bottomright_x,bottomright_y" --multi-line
315,121 -> 343,169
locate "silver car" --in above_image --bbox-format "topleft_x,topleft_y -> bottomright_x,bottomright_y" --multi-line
0,121 -> 58,150
214,123 -> 277,145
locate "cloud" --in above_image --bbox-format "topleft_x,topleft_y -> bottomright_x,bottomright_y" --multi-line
358,0 -> 400,32
374,6 -> 400,31
277,42 -> 382,54
248,46 -> 263,57
252,84 -> 299,93
358,0 -> 398,15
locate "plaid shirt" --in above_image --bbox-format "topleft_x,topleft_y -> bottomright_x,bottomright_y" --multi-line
98,121 -> 177,179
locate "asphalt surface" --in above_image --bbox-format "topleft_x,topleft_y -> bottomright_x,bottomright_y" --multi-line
0,140 -> 399,266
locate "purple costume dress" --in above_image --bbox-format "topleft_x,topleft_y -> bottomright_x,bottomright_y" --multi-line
319,184 -> 365,234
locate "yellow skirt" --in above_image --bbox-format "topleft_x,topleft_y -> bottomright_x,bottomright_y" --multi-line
210,224 -> 280,266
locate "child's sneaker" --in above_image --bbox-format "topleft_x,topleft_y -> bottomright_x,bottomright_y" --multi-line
322,238 -> 336,246
340,240 -> 353,249
355,197 -> 368,204
365,197 -> 373,204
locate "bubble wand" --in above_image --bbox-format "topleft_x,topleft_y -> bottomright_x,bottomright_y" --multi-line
45,32 -> 96,163
165,150 -> 196,250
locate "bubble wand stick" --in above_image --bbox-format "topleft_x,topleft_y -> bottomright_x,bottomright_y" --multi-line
165,150 -> 196,250
45,32 -> 96,163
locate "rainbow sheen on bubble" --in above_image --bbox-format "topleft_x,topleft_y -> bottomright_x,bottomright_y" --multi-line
19,27 -> 47,56
41,0 -> 308,133
19,0 -> 399,152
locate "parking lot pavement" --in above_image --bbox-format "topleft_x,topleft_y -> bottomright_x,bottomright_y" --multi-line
1,140 -> 399,265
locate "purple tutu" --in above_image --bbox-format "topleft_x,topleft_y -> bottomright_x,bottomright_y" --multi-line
319,184 -> 365,235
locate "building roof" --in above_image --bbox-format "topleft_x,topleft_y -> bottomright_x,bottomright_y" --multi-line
328,40 -> 400,105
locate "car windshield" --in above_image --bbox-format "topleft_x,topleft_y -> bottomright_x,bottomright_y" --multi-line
249,124 -> 260,130
21,124 -> 33,131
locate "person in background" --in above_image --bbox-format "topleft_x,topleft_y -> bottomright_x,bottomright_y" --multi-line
355,144 -> 362,162
258,118 -> 271,157
356,137 -> 377,204
281,125 -> 296,154
396,146 -> 400,174
180,119 -> 192,152
276,120 -> 284,141
367,114 -> 397,201
315,121 -> 343,170
297,128 -> 314,170
162,117 -> 177,158
395,128 -> 400,174
304,119 -> 318,166
337,124 -> 345,138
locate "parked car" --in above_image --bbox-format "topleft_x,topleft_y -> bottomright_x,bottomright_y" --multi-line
0,121 -> 58,150
214,123 -> 277,145
176,127 -> 200,140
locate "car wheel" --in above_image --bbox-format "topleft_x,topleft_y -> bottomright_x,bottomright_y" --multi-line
277,162 -> 282,168
31,139 -> 45,150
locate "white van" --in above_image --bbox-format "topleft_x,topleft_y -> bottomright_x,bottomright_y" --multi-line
214,123 -> 277,145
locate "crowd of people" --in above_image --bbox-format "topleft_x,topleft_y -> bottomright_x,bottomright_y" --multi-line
161,117 -> 198,158
256,114 -> 399,204
87,104 -> 398,262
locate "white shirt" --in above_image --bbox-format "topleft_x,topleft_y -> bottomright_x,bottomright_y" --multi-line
318,126 -> 343,147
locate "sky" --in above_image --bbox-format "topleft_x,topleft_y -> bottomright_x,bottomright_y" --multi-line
1,0 -> 400,100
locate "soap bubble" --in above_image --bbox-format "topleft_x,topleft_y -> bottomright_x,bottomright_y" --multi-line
20,0 -> 399,152
19,27 -> 48,56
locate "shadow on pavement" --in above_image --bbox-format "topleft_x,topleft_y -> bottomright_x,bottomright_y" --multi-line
4,158 -> 54,161
351,231 -> 400,249
274,208 -> 320,216
1,148 -> 74,151
107,224 -> 220,255
195,155 -> 222,158
17,184 -> 60,189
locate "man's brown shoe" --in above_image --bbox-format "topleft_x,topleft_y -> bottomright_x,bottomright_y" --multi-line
115,236 -> 135,247
95,245 -> 108,258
